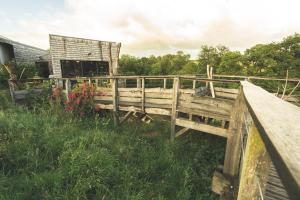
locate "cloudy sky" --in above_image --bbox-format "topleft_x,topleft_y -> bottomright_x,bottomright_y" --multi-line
1,0 -> 300,58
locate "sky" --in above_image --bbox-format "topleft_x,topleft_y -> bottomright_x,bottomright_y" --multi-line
1,0 -> 300,58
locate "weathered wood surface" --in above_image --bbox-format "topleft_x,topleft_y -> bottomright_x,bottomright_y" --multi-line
265,163 -> 290,200
237,125 -> 271,200
223,89 -> 247,177
171,78 -> 180,141
175,118 -> 228,138
212,171 -> 231,195
241,81 -> 300,199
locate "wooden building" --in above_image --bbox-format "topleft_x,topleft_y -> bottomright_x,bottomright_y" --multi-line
49,34 -> 121,78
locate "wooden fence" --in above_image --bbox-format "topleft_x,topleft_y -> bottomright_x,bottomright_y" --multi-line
8,75 -> 300,199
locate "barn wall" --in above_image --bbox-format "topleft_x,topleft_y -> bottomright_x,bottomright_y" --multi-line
49,34 -> 121,78
12,42 -> 47,64
0,36 -> 47,65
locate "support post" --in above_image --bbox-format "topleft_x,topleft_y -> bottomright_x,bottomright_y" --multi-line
7,80 -> 15,104
163,78 -> 167,89
137,78 -> 141,88
141,78 -> 145,112
192,80 -> 196,89
112,78 -> 119,126
65,79 -> 71,101
171,77 -> 180,141
223,89 -> 246,177
237,125 -> 271,200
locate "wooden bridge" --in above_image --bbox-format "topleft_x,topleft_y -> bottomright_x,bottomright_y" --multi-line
8,75 -> 300,199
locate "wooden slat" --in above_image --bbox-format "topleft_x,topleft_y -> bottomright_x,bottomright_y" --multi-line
177,106 -> 230,121
95,104 -> 171,115
175,118 -> 228,138
175,127 -> 189,138
179,93 -> 234,110
215,91 -> 238,99
241,81 -> 300,199
178,101 -> 231,116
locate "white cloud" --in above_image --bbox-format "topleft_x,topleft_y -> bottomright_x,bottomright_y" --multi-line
1,0 -> 300,57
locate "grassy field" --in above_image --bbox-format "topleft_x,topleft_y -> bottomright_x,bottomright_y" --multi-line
0,93 -> 225,199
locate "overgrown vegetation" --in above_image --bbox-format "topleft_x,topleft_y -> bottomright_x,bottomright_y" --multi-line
0,98 -> 225,199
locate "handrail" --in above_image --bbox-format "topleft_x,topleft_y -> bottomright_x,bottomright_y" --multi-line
241,81 -> 300,199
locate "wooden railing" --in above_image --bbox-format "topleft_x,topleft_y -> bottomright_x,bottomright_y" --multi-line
232,81 -> 300,200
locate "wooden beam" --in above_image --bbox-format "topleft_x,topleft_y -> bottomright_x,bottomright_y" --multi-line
120,111 -> 133,124
175,118 -> 228,138
171,77 -> 180,141
175,127 -> 190,138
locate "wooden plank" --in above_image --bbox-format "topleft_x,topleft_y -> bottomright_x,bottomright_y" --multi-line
175,127 -> 189,138
237,125 -> 271,200
215,91 -> 237,99
214,87 -> 239,94
177,106 -> 230,121
95,104 -> 171,116
241,81 -> 300,199
178,101 -> 231,116
145,92 -> 172,99
146,98 -> 173,105
175,118 -> 228,138
171,78 -> 180,141
119,91 -> 141,97
179,93 -> 234,110
120,111 -> 133,124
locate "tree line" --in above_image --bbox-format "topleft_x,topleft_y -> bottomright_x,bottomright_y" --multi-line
119,33 -> 300,78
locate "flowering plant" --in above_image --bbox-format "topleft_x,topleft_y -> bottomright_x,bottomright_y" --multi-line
64,82 -> 96,117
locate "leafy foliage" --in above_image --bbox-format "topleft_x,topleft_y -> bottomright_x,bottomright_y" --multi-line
119,33 -> 300,79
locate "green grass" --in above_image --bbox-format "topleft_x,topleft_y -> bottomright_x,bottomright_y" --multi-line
0,106 -> 225,200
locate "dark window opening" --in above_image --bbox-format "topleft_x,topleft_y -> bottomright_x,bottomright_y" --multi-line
60,60 -> 109,78
0,42 -> 15,65
35,61 -> 50,78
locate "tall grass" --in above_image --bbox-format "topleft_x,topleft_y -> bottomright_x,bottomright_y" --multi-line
0,105 -> 225,200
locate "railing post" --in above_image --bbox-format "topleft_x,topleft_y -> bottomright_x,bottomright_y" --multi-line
171,77 -> 180,141
112,77 -> 119,126
137,78 -> 141,88
192,80 -> 196,89
65,79 -> 71,101
163,78 -> 167,89
223,89 -> 246,177
237,124 -> 271,200
141,78 -> 145,112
